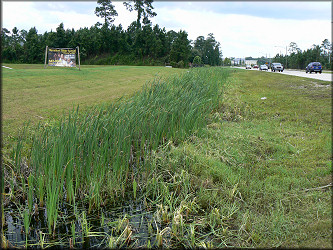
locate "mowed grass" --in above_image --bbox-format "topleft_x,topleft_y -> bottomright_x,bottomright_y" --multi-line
2,64 -> 182,149
2,64 -> 180,127
149,68 -> 332,247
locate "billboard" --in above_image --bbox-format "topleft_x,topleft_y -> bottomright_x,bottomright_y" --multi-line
48,48 -> 76,67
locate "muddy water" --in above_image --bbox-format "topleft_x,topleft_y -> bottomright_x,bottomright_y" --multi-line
4,200 -> 156,248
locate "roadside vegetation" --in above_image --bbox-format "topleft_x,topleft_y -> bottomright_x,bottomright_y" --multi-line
1,64 -> 180,152
1,66 -> 332,248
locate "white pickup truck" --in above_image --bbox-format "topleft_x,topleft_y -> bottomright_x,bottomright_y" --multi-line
271,63 -> 284,72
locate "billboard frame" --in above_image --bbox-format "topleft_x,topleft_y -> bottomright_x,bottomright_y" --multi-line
44,46 -> 81,70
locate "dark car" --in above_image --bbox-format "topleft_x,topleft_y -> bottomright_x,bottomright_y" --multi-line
271,63 -> 284,72
306,62 -> 322,74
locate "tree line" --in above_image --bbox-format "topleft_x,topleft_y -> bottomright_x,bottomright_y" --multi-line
221,39 -> 332,70
1,1 -> 222,68
273,40 -> 332,70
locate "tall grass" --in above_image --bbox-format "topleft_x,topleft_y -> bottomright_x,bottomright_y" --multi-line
11,67 -> 229,234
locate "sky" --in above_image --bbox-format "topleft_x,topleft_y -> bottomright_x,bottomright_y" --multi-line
2,1 -> 331,58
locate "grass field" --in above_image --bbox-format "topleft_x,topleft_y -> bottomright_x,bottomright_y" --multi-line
185,69 -> 332,247
1,65 -> 332,248
2,64 -> 181,140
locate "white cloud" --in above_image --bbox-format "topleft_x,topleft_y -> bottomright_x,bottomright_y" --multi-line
2,2 -> 43,31
2,1 -> 331,58
153,6 -> 331,58
112,2 -> 137,29
2,1 -> 136,33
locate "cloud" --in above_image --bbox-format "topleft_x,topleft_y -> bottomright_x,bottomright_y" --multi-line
2,1 -> 331,58
3,2 -> 43,32
112,2 -> 137,29
152,5 -> 331,58
2,1 -> 137,33
31,2 -> 95,15
155,1 -> 331,20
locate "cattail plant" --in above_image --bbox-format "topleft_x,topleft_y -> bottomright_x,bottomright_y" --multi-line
10,68 -> 229,240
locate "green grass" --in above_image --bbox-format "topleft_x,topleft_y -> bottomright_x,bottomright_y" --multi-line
4,66 -> 229,238
2,66 -> 332,248
2,64 -> 182,142
140,69 -> 331,247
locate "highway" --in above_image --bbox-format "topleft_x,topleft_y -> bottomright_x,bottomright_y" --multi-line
235,67 -> 332,82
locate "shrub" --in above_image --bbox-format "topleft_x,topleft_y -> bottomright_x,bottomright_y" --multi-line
170,61 -> 177,68
193,56 -> 202,67
177,60 -> 184,68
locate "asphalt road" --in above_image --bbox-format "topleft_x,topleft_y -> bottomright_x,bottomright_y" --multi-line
235,67 -> 332,82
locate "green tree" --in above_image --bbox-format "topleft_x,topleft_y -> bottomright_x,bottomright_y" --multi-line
123,0 -> 156,29
55,23 -> 67,48
193,34 -> 222,66
320,39 -> 332,68
170,30 -> 191,67
11,27 -> 24,62
1,28 -> 10,47
23,27 -> 42,63
288,42 -> 301,54
95,0 -> 118,27
223,57 -> 231,66
192,55 -> 202,67
193,36 -> 205,58
1,28 -> 13,62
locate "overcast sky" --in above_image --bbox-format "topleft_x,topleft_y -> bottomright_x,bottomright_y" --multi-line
2,1 -> 331,58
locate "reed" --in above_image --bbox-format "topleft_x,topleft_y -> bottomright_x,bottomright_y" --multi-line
27,174 -> 34,212
4,65 -> 331,248
108,233 -> 116,248
45,174 -> 61,236
23,208 -> 30,246
10,67 -> 229,241
1,176 -> 4,230
190,224 -> 195,247
37,175 -> 45,207
39,231 -> 45,249
71,221 -> 76,246
133,179 -> 137,200
81,211 -> 90,238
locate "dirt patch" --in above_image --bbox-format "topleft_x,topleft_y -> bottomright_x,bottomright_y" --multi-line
290,82 -> 331,90
311,82 -> 331,88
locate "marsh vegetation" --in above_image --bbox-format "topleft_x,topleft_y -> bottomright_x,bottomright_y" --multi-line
1,66 -> 332,248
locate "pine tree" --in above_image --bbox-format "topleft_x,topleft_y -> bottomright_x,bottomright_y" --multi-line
123,0 -> 156,29
95,0 -> 118,27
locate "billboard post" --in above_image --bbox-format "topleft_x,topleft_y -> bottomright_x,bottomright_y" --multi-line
44,46 -> 48,69
77,46 -> 81,71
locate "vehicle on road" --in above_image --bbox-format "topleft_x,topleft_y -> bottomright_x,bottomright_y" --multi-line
271,63 -> 284,72
246,65 -> 251,69
259,65 -> 268,71
253,65 -> 259,69
306,62 -> 322,74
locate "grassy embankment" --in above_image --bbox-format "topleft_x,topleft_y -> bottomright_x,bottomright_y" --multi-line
140,69 -> 332,248
2,64 -> 179,152
2,65 -> 227,247
1,65 -> 332,248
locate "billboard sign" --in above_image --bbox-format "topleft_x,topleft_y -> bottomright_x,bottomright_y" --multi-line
48,48 -> 76,67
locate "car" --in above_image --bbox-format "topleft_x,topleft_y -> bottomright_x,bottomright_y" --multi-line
306,62 -> 322,74
246,65 -> 251,69
271,63 -> 284,72
259,65 -> 268,71
253,65 -> 259,69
